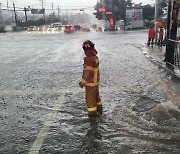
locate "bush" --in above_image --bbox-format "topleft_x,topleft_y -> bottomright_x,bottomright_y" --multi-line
0,26 -> 4,33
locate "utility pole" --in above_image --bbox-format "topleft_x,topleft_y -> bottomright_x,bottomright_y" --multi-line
58,5 -> 60,22
52,2 -> 54,14
155,0 -> 159,44
66,9 -> 68,24
0,3 -> 4,28
40,0 -> 45,22
165,0 -> 179,66
13,2 -> 17,26
24,7 -> 28,22
6,0 -> 9,9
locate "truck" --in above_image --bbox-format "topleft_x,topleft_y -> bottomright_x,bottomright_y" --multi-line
125,20 -> 144,30
119,19 -> 144,30
124,8 -> 144,30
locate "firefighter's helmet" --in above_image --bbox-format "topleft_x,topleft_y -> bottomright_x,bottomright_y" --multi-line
82,40 -> 95,51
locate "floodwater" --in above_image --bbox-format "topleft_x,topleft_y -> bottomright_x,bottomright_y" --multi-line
0,30 -> 180,154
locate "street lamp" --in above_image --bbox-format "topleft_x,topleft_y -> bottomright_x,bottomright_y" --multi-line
155,0 -> 159,44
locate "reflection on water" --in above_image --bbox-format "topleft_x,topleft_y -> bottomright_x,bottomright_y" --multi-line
0,32 -> 180,154
80,117 -> 103,153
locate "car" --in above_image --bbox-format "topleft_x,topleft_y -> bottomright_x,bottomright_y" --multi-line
104,26 -> 110,31
64,25 -> 75,33
92,24 -> 97,30
96,27 -> 103,32
74,25 -> 81,31
104,26 -> 117,31
109,26 -> 117,31
28,26 -> 37,31
81,26 -> 90,32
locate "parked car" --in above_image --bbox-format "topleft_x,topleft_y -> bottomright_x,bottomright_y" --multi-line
64,25 -> 75,33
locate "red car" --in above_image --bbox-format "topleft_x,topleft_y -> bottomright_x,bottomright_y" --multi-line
64,25 -> 75,33
96,27 -> 103,32
82,26 -> 90,32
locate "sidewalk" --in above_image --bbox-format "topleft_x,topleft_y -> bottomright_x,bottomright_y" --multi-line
143,45 -> 180,79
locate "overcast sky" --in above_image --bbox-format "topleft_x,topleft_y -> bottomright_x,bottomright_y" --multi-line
0,0 -> 154,9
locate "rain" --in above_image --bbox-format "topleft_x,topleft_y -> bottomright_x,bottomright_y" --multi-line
0,0 -> 180,154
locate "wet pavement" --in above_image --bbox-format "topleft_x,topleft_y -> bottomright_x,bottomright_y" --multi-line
0,30 -> 180,154
144,44 -> 180,79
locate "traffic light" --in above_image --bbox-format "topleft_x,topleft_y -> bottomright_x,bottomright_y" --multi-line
94,2 -> 103,20
93,12 -> 102,20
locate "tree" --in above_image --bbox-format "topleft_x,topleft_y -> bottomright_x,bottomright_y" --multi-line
143,4 -> 155,21
117,0 -> 132,21
93,0 -> 132,22
93,2 -> 103,20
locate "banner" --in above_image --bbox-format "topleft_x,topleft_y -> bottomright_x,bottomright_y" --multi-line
126,8 -> 143,22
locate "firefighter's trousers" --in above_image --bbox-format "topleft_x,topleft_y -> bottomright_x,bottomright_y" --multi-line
85,86 -> 102,117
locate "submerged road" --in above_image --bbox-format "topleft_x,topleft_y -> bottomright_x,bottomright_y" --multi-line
0,30 -> 180,154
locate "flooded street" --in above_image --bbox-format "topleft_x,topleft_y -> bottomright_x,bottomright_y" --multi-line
0,30 -> 180,154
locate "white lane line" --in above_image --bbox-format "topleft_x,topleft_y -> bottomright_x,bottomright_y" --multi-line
0,86 -> 143,97
28,94 -> 65,154
0,88 -> 80,96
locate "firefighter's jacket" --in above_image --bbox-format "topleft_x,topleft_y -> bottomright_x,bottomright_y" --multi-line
148,28 -> 155,39
81,49 -> 100,87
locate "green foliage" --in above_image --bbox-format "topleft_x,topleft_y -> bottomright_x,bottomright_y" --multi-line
143,5 -> 155,21
94,2 -> 103,20
0,26 -> 4,33
93,0 -> 133,21
17,18 -> 46,27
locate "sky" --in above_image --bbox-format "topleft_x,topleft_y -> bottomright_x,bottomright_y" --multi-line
0,0 -> 154,15
0,0 -> 154,9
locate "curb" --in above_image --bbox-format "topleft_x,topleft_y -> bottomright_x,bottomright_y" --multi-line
142,46 -> 180,80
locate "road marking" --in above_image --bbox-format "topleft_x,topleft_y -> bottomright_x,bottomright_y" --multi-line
28,94 -> 65,154
0,86 -> 143,97
26,86 -> 142,154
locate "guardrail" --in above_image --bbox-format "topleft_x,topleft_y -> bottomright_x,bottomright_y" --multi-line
168,39 -> 180,69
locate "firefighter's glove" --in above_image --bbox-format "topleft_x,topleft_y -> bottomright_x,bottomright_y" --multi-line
79,81 -> 84,88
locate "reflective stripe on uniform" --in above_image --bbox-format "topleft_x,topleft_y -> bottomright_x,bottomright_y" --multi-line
88,106 -> 97,112
86,82 -> 99,87
97,102 -> 102,106
85,66 -> 98,72
81,79 -> 87,84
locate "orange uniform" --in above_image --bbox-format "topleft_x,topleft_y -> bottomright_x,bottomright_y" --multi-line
147,27 -> 155,46
159,28 -> 164,41
79,49 -> 102,117
158,28 -> 164,47
148,28 -> 155,39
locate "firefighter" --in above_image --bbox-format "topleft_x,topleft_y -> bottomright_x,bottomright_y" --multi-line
147,26 -> 155,47
79,40 -> 102,117
158,27 -> 164,48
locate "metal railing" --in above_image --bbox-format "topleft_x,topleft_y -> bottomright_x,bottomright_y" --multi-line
174,42 -> 180,68
169,39 -> 180,69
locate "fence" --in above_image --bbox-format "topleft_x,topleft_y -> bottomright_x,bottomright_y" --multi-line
168,39 -> 180,69
174,41 -> 180,68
